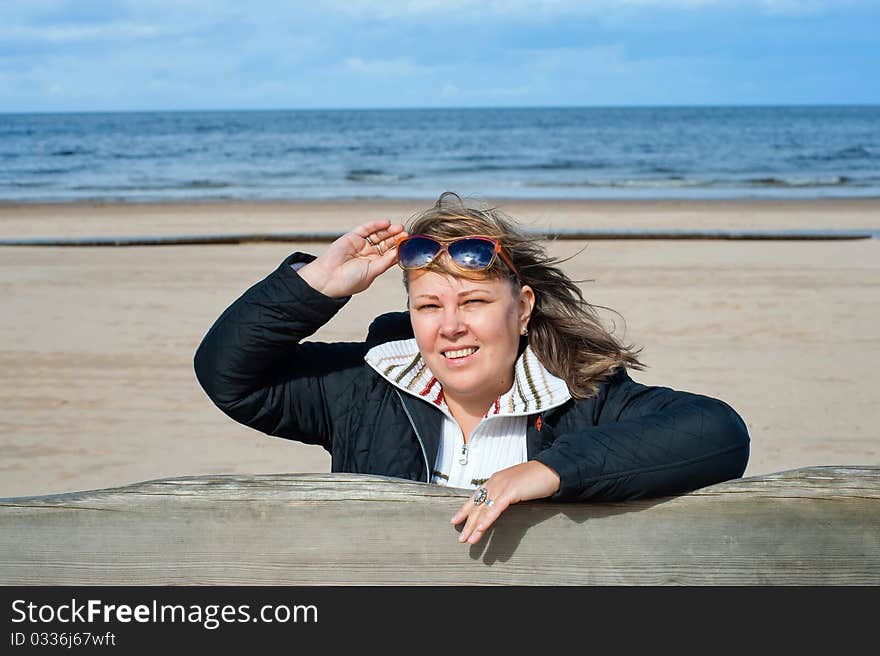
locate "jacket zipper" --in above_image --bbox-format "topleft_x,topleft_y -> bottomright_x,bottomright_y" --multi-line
394,390 -> 431,483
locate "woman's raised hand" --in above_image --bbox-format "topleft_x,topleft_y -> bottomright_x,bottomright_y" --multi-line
297,220 -> 408,298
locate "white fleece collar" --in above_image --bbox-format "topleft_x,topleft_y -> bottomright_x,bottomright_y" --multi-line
364,338 -> 571,417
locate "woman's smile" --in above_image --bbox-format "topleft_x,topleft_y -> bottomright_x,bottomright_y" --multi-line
441,346 -> 479,361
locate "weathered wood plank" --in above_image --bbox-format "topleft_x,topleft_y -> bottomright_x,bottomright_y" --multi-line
1,466 -> 878,585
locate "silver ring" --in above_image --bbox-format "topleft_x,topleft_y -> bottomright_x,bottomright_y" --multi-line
364,235 -> 376,246
485,498 -> 494,508
473,487 -> 488,506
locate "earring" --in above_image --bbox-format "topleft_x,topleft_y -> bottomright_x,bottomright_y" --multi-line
521,326 -> 529,337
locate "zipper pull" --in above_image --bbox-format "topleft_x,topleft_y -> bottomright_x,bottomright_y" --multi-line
459,443 -> 469,465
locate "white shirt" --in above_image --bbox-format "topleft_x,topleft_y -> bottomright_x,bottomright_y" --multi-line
434,412 -> 528,489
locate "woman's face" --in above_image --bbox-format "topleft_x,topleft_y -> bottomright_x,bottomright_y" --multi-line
407,269 -> 534,409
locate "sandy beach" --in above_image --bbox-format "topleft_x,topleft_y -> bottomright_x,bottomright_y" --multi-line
1,198 -> 878,498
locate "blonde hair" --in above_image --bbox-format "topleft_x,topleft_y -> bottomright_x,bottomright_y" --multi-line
403,192 -> 644,399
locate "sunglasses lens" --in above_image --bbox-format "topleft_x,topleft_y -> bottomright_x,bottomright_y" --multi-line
398,236 -> 441,268
448,238 -> 496,270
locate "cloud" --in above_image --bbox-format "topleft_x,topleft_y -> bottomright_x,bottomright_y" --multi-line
754,0 -> 830,15
1,21 -> 167,45
300,0 -> 866,18
343,57 -> 430,76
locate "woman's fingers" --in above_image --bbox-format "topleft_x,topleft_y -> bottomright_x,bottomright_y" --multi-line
352,219 -> 394,239
460,499 -> 509,545
353,221 -> 405,248
449,463 -> 561,545
375,229 -> 406,254
452,488 -> 510,545
351,223 -> 406,264
365,231 -> 407,276
452,497 -> 483,543
361,228 -> 405,255
451,498 -> 472,526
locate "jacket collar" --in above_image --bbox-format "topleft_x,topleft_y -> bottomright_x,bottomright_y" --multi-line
364,338 -> 571,417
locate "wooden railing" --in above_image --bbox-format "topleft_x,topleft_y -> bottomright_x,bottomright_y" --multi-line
1,466 -> 877,585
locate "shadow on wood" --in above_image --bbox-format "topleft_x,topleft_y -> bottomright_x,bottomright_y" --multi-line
1,466 -> 878,585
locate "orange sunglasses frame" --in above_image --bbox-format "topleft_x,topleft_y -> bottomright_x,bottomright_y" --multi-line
395,234 -> 521,280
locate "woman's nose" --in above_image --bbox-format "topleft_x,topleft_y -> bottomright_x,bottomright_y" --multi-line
438,307 -> 467,337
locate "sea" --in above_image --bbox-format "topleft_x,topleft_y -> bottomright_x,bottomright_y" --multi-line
1,106 -> 878,202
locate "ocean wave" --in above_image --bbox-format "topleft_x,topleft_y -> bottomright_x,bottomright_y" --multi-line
744,176 -> 855,188
2,181 -> 52,189
282,145 -> 338,155
0,128 -> 35,137
346,168 -> 384,178
50,148 -> 94,157
111,148 -> 201,160
27,166 -> 89,176
259,169 -> 306,179
7,160 -> 93,176
834,146 -> 872,159
68,180 -> 232,192
641,166 -> 681,175
192,122 -> 248,133
526,178 -> 712,189
187,180 -> 231,189
345,168 -> 414,182
460,154 -> 501,162
790,146 -> 874,163
525,175 -> 870,190
354,145 -> 398,156
439,159 -> 608,174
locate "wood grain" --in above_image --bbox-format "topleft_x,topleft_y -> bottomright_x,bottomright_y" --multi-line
1,466 -> 878,585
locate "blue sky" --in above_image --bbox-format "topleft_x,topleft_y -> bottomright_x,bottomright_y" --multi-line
2,0 -> 878,112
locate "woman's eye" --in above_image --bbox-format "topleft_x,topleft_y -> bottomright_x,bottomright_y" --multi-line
418,304 -> 440,310
464,299 -> 486,305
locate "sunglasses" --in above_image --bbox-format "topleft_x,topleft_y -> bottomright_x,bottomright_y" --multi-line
396,234 -> 521,279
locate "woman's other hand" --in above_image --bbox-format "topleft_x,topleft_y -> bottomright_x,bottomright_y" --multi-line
451,460 -> 561,545
297,220 -> 408,298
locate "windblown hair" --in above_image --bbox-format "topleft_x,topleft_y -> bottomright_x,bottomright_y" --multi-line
403,191 -> 644,399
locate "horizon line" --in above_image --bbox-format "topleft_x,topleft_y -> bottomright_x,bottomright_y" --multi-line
2,102 -> 879,116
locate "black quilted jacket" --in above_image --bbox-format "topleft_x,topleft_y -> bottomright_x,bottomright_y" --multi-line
194,252 -> 750,501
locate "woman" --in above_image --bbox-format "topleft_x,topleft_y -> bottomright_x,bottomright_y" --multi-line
194,192 -> 749,546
